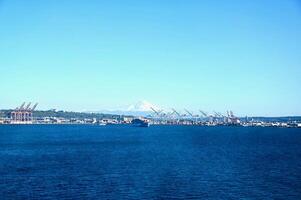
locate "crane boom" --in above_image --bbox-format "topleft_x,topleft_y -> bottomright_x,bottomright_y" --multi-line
25,102 -> 31,110
199,110 -> 207,117
150,107 -> 160,115
184,109 -> 193,117
171,108 -> 181,117
19,102 -> 26,110
31,103 -> 38,111
150,107 -> 163,116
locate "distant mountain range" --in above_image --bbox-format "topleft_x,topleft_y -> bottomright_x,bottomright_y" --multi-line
92,100 -> 160,116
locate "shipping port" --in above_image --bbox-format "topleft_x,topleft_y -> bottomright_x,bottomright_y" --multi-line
0,103 -> 300,128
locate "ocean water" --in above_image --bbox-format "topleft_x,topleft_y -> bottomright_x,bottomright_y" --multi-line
0,125 -> 301,199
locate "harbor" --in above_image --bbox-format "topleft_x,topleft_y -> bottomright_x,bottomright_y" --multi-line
0,103 -> 300,128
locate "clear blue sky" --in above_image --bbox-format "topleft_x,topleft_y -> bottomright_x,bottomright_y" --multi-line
0,0 -> 300,116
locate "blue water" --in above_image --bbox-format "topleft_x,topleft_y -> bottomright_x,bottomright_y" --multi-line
0,125 -> 301,199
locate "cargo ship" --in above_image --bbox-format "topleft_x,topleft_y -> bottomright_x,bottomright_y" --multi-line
132,119 -> 149,127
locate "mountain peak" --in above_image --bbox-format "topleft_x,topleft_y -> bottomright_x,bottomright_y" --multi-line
126,100 -> 159,112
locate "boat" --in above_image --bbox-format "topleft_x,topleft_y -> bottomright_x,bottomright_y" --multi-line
132,118 -> 149,127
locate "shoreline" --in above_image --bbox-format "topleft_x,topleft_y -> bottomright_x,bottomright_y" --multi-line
0,123 -> 300,128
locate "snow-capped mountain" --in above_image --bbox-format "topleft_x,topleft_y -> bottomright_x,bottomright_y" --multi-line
126,100 -> 159,112
91,101 -> 160,117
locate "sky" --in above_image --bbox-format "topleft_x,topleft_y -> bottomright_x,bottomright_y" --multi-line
0,0 -> 300,116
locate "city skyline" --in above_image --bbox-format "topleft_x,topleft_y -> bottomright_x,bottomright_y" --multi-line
0,0 -> 301,116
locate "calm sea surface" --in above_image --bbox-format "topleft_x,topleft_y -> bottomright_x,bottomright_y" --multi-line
0,125 -> 301,199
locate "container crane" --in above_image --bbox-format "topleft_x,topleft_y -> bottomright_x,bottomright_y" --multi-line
19,102 -> 26,111
150,107 -> 162,117
171,108 -> 182,118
